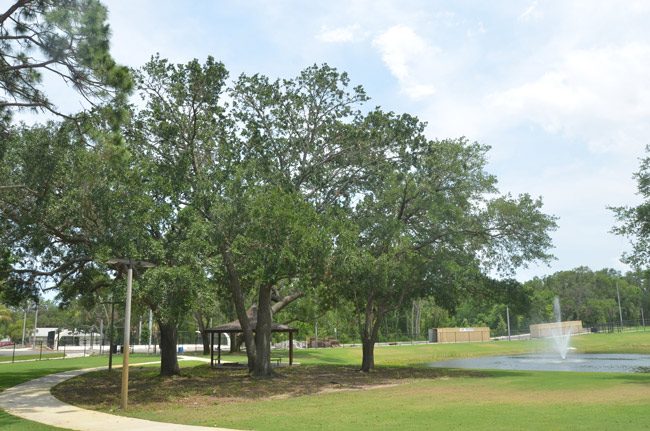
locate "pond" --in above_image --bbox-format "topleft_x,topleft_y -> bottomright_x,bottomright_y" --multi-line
429,353 -> 650,373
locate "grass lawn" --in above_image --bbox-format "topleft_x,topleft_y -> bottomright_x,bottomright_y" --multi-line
52,331 -> 650,431
0,353 -> 65,363
0,353 -> 162,431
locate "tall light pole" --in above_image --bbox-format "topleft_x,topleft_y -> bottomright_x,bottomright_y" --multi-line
642,287 -> 647,328
506,305 -> 511,341
147,309 -> 153,354
32,301 -> 39,347
21,305 -> 27,346
616,282 -> 624,329
107,258 -> 155,410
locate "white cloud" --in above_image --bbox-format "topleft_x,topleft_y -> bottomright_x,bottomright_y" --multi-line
489,43 -> 650,156
34,0 -> 650,281
519,1 -> 542,22
316,24 -> 363,43
466,21 -> 486,39
403,84 -> 437,99
372,25 -> 441,98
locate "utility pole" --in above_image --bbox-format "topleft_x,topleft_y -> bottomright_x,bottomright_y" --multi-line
641,306 -> 645,328
107,258 -> 155,410
506,306 -> 511,341
21,306 -> 27,346
147,309 -> 153,354
616,283 -> 624,329
642,287 -> 647,329
32,301 -> 39,347
122,265 -> 133,410
99,319 -> 103,353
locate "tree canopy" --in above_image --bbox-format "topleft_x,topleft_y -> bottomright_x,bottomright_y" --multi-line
612,147 -> 650,269
1,55 -> 558,376
0,0 -> 131,125
328,115 -> 557,370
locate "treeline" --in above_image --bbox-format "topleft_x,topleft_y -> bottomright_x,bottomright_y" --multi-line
312,266 -> 647,340
4,265 -> 644,348
1,1 -> 556,376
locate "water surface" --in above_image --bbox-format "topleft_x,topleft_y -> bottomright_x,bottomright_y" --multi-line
429,353 -> 650,373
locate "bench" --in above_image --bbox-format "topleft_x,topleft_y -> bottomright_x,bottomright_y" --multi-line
271,357 -> 283,365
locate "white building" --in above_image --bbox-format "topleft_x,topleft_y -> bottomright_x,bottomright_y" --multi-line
33,328 -> 103,349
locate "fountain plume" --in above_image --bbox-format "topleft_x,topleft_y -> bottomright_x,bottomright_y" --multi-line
550,296 -> 572,359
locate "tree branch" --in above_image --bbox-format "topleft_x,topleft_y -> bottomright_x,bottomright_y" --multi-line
271,291 -> 304,314
0,0 -> 29,26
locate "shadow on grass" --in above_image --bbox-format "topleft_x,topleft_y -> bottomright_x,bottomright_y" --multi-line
53,363 -> 517,410
600,372 -> 650,385
289,351 -> 352,364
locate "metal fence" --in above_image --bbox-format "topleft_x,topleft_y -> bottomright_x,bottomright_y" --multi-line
588,319 -> 648,334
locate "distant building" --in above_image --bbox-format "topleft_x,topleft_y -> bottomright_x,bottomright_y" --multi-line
33,328 -> 103,349
428,327 -> 491,343
529,321 -> 584,338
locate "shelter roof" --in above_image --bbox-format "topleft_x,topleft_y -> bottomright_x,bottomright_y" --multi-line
206,320 -> 297,333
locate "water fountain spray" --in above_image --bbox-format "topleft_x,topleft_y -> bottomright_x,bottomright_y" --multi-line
550,296 -> 572,359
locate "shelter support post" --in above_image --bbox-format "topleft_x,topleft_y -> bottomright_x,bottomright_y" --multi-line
217,332 -> 221,365
289,331 -> 293,366
210,332 -> 214,368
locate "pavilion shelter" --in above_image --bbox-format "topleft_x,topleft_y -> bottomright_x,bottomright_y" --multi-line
205,320 -> 298,367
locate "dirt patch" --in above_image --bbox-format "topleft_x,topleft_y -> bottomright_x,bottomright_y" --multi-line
52,364 -> 483,410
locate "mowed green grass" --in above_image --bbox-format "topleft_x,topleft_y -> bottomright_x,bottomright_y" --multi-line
57,331 -> 650,431
0,352 -> 65,363
0,354 -> 162,431
204,337 -> 549,366
203,330 -> 650,366
119,371 -> 650,431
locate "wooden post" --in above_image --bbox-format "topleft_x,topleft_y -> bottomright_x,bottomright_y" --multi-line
210,331 -> 214,367
121,266 -> 133,410
289,331 -> 293,366
217,332 -> 221,365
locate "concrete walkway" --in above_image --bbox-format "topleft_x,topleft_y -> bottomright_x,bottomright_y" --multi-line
0,364 -> 243,431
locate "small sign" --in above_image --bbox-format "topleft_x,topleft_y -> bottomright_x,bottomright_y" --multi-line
459,328 -> 475,332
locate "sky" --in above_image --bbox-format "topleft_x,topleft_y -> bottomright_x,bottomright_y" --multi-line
42,0 -> 650,281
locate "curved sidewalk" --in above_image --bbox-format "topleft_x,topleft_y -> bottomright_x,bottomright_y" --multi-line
0,366 -> 243,431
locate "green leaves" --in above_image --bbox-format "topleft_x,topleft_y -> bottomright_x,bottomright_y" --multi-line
1,0 -> 132,120
138,266 -> 201,324
611,147 -> 650,269
328,111 -> 556,365
483,193 -> 557,273
1,56 -> 558,373
524,267 -> 642,325
230,185 -> 328,286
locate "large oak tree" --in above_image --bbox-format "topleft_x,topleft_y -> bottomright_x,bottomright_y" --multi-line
329,112 -> 557,371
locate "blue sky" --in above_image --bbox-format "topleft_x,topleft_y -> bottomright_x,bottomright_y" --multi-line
51,0 -> 650,280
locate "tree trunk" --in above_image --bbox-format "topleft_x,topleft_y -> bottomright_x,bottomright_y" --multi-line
230,332 -> 243,353
158,321 -> 180,376
360,298 -> 383,373
200,330 -> 210,355
221,246 -> 256,371
194,311 -> 211,355
360,336 -> 375,372
253,284 -> 273,377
